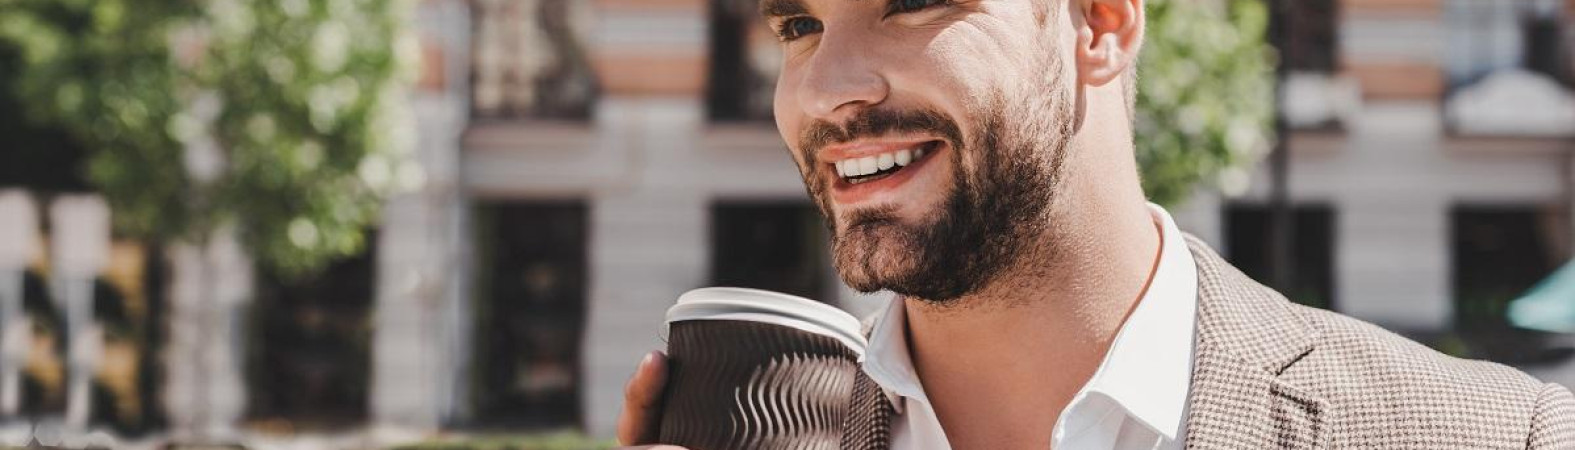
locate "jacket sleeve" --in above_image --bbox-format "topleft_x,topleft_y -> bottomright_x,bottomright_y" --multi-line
1528,382 -> 1575,449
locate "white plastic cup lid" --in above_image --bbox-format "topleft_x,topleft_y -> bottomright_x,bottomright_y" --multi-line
665,287 -> 867,356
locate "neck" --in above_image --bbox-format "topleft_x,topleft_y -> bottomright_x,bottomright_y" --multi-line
904,87 -> 1162,448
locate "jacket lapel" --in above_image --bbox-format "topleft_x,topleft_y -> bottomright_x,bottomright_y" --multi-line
842,369 -> 896,450
848,311 -> 896,449
1182,236 -> 1326,449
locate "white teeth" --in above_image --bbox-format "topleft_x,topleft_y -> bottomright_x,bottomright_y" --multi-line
858,156 -> 878,175
895,149 -> 913,166
837,146 -> 934,179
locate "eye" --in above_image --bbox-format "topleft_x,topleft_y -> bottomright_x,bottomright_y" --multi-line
775,16 -> 824,41
889,0 -> 948,15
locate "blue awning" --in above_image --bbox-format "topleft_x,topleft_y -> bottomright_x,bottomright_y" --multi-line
1508,259 -> 1575,334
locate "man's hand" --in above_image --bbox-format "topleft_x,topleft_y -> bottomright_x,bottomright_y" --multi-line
616,350 -> 685,449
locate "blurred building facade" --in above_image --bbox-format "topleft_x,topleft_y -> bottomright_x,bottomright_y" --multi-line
1179,0 -> 1575,334
1174,0 -> 1575,384
329,0 -> 859,439
2,0 -> 1574,444
395,0 -> 867,438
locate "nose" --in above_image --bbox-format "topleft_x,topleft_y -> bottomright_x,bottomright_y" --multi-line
795,29 -> 890,123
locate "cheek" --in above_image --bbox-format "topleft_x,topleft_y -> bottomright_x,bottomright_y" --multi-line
916,13 -> 1052,106
895,30 -> 1004,134
772,90 -> 808,172
773,68 -> 804,145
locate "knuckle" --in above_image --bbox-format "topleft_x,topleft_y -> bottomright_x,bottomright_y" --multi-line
624,375 -> 641,399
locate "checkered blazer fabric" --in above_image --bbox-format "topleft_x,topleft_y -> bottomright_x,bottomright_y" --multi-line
841,235 -> 1575,449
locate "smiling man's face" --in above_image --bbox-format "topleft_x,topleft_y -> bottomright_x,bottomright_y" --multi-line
766,0 -> 1082,302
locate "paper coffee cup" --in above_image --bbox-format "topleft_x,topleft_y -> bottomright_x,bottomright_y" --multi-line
658,287 -> 868,450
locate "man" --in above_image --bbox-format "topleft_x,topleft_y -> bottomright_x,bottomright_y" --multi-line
618,0 -> 1575,448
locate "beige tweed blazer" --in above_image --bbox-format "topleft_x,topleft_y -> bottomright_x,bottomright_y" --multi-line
841,236 -> 1575,449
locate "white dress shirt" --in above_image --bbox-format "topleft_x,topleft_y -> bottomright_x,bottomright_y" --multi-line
861,204 -> 1200,450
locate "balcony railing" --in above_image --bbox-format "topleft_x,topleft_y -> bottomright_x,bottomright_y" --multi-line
470,0 -> 599,121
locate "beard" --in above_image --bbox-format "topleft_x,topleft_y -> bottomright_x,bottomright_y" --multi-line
798,59 -> 1077,303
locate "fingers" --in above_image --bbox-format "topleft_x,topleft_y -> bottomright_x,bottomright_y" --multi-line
617,350 -> 670,446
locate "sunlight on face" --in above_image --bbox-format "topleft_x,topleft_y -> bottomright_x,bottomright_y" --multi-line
764,0 -> 1081,301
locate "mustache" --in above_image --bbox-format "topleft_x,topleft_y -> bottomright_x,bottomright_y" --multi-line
798,108 -> 964,166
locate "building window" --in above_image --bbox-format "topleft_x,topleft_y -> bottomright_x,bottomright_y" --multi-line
247,234 -> 377,428
471,202 -> 587,428
710,202 -> 832,302
1450,205 -> 1571,363
1223,204 -> 1337,310
470,0 -> 599,121
1282,0 -> 1339,73
707,0 -> 780,122
1451,205 -> 1567,330
1445,0 -> 1570,91
1278,0 -> 1353,131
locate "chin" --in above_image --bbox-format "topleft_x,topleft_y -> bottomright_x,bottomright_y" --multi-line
829,219 -> 977,303
831,220 -> 913,292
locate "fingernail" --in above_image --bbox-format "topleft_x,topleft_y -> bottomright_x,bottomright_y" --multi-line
641,351 -> 655,368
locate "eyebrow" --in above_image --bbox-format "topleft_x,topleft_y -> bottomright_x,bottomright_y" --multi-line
759,0 -> 808,18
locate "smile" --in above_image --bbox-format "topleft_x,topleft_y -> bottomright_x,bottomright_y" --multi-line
831,141 -> 942,185
822,139 -> 948,205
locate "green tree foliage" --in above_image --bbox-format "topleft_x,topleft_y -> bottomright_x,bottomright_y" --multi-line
0,0 -> 419,277
0,0 -> 198,231
1137,0 -> 1275,206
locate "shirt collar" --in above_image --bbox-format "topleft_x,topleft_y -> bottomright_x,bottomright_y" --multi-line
859,203 -> 1199,439
864,293 -> 923,413
1076,203 -> 1198,440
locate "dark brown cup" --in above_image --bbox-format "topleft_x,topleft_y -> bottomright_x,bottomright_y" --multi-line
659,288 -> 868,450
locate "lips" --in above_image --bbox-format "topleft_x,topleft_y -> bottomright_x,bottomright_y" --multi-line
822,140 -> 945,205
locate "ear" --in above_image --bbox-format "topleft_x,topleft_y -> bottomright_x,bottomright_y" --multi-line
1075,0 -> 1144,87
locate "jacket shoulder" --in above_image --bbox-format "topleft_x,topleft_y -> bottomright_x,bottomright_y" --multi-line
1285,302 -> 1570,446
1530,381 -> 1575,449
1183,233 -> 1569,446
1293,303 -> 1544,392
1185,233 -> 1548,403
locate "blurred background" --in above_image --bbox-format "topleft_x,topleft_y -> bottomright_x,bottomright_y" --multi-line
0,0 -> 1573,448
